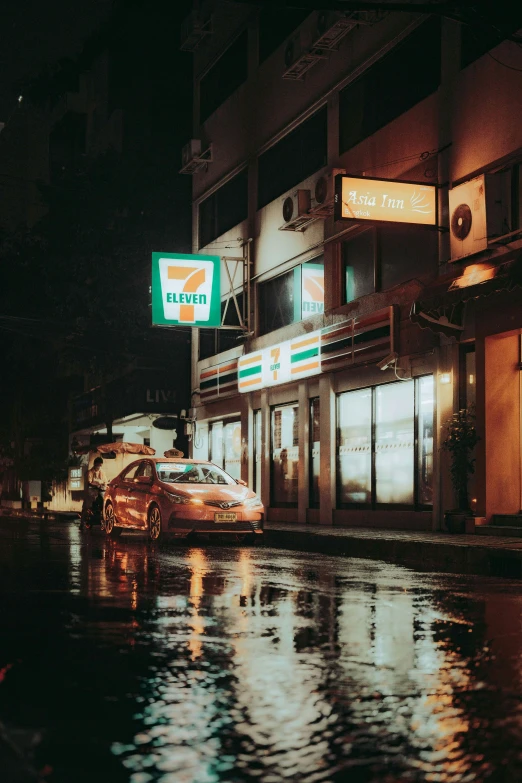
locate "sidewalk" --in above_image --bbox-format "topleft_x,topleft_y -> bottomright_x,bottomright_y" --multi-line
264,522 -> 522,578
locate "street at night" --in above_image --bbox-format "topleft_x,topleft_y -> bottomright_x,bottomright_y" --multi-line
2,518 -> 522,782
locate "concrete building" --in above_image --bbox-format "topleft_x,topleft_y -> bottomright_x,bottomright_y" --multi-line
181,2 -> 522,531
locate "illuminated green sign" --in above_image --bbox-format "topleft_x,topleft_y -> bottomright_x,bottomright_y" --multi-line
152,252 -> 221,327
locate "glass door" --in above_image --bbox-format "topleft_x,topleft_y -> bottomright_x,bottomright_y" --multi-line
271,404 -> 299,506
254,410 -> 262,495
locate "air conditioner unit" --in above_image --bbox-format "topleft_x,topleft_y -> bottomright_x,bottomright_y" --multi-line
182,139 -> 202,168
308,169 -> 346,218
448,174 -> 505,262
313,169 -> 345,207
280,189 -> 312,230
180,9 -> 213,52
284,32 -> 307,70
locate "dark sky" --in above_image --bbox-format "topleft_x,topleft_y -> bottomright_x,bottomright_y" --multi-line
0,0 -> 113,121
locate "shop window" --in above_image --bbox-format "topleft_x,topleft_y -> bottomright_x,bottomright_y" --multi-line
342,229 -> 375,303
295,258 -> 324,319
199,168 -> 248,249
258,107 -> 327,209
210,422 -> 224,467
209,420 -> 241,479
193,423 -> 209,461
417,375 -> 434,506
337,378 -> 433,509
258,259 -> 324,336
337,388 -> 372,505
310,398 -> 321,507
258,269 -> 295,335
380,224 -> 438,290
200,31 -> 248,123
254,410 -> 262,495
375,382 -> 414,505
341,224 -> 437,306
224,420 -> 241,480
271,404 -> 299,506
258,8 -> 309,64
339,17 -> 441,154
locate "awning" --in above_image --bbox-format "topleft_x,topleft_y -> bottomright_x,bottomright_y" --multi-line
410,251 -> 522,338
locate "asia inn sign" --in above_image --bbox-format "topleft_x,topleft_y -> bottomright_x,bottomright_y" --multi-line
152,252 -> 221,327
334,175 -> 437,226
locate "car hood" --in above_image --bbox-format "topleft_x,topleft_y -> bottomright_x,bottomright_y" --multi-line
162,482 -> 252,503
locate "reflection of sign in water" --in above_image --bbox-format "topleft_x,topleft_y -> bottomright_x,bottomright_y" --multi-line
301,265 -> 324,317
152,252 -> 221,327
335,175 -> 437,226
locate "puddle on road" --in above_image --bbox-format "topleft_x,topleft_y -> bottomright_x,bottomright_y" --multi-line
1,521 -> 522,782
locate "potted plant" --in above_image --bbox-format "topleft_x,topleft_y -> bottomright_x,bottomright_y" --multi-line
441,406 -> 479,533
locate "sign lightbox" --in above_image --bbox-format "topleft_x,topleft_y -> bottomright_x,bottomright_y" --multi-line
238,331 -> 322,392
334,175 -> 437,226
152,252 -> 221,327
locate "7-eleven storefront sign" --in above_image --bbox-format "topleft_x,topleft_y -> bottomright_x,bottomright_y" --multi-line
152,252 -> 221,327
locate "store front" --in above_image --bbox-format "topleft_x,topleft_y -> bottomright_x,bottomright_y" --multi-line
194,306 -> 436,530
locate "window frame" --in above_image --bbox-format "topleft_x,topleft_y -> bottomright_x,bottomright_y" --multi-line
336,377 -> 434,511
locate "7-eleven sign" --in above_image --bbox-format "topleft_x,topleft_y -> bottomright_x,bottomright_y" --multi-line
152,253 -> 221,327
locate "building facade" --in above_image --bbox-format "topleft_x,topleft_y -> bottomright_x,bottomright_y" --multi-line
184,2 -> 522,530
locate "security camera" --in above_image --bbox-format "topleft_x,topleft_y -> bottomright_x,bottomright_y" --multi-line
377,352 -> 398,371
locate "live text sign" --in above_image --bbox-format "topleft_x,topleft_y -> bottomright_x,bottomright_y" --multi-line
334,175 -> 437,226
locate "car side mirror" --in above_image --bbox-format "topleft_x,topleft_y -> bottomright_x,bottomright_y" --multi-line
236,478 -> 247,486
136,475 -> 153,485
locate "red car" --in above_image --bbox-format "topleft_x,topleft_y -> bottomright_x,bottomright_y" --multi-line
103,457 -> 264,543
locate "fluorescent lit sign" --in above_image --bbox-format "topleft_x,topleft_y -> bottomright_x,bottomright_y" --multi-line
152,252 -> 221,327
238,331 -> 322,392
301,264 -> 324,318
335,175 -> 437,226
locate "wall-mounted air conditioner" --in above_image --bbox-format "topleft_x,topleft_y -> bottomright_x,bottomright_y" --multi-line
180,9 -> 213,52
182,139 -> 202,167
179,139 -> 213,175
308,168 -> 346,218
448,174 -> 505,262
284,32 -> 307,71
280,189 -> 312,231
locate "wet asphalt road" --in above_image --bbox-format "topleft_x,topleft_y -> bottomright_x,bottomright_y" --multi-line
2,520 -> 522,782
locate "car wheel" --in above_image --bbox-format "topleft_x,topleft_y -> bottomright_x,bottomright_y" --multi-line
148,505 -> 162,542
104,503 -> 122,538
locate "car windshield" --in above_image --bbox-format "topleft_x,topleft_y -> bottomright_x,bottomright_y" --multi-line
155,462 -> 235,485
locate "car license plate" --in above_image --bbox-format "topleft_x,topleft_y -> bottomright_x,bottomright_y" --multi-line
214,512 -> 237,522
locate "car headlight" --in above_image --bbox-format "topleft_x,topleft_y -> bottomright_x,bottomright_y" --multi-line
165,491 -> 191,505
244,495 -> 263,509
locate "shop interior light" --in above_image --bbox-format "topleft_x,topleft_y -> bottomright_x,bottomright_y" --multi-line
439,372 -> 451,385
469,373 -> 475,385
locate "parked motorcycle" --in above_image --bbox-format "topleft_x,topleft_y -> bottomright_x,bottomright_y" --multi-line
80,487 -> 106,531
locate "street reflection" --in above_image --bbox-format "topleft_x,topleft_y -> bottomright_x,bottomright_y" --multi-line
2,520 -> 522,781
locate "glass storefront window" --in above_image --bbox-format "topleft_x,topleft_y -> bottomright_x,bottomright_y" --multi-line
254,410 -> 262,495
337,378 -> 432,508
337,388 -> 372,505
417,375 -> 434,506
271,404 -> 299,506
310,398 -> 320,506
375,382 -> 414,505
224,421 -> 241,480
210,422 -> 223,467
193,423 -> 209,461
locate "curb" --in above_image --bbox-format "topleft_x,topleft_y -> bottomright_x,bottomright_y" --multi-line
264,528 -> 522,578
